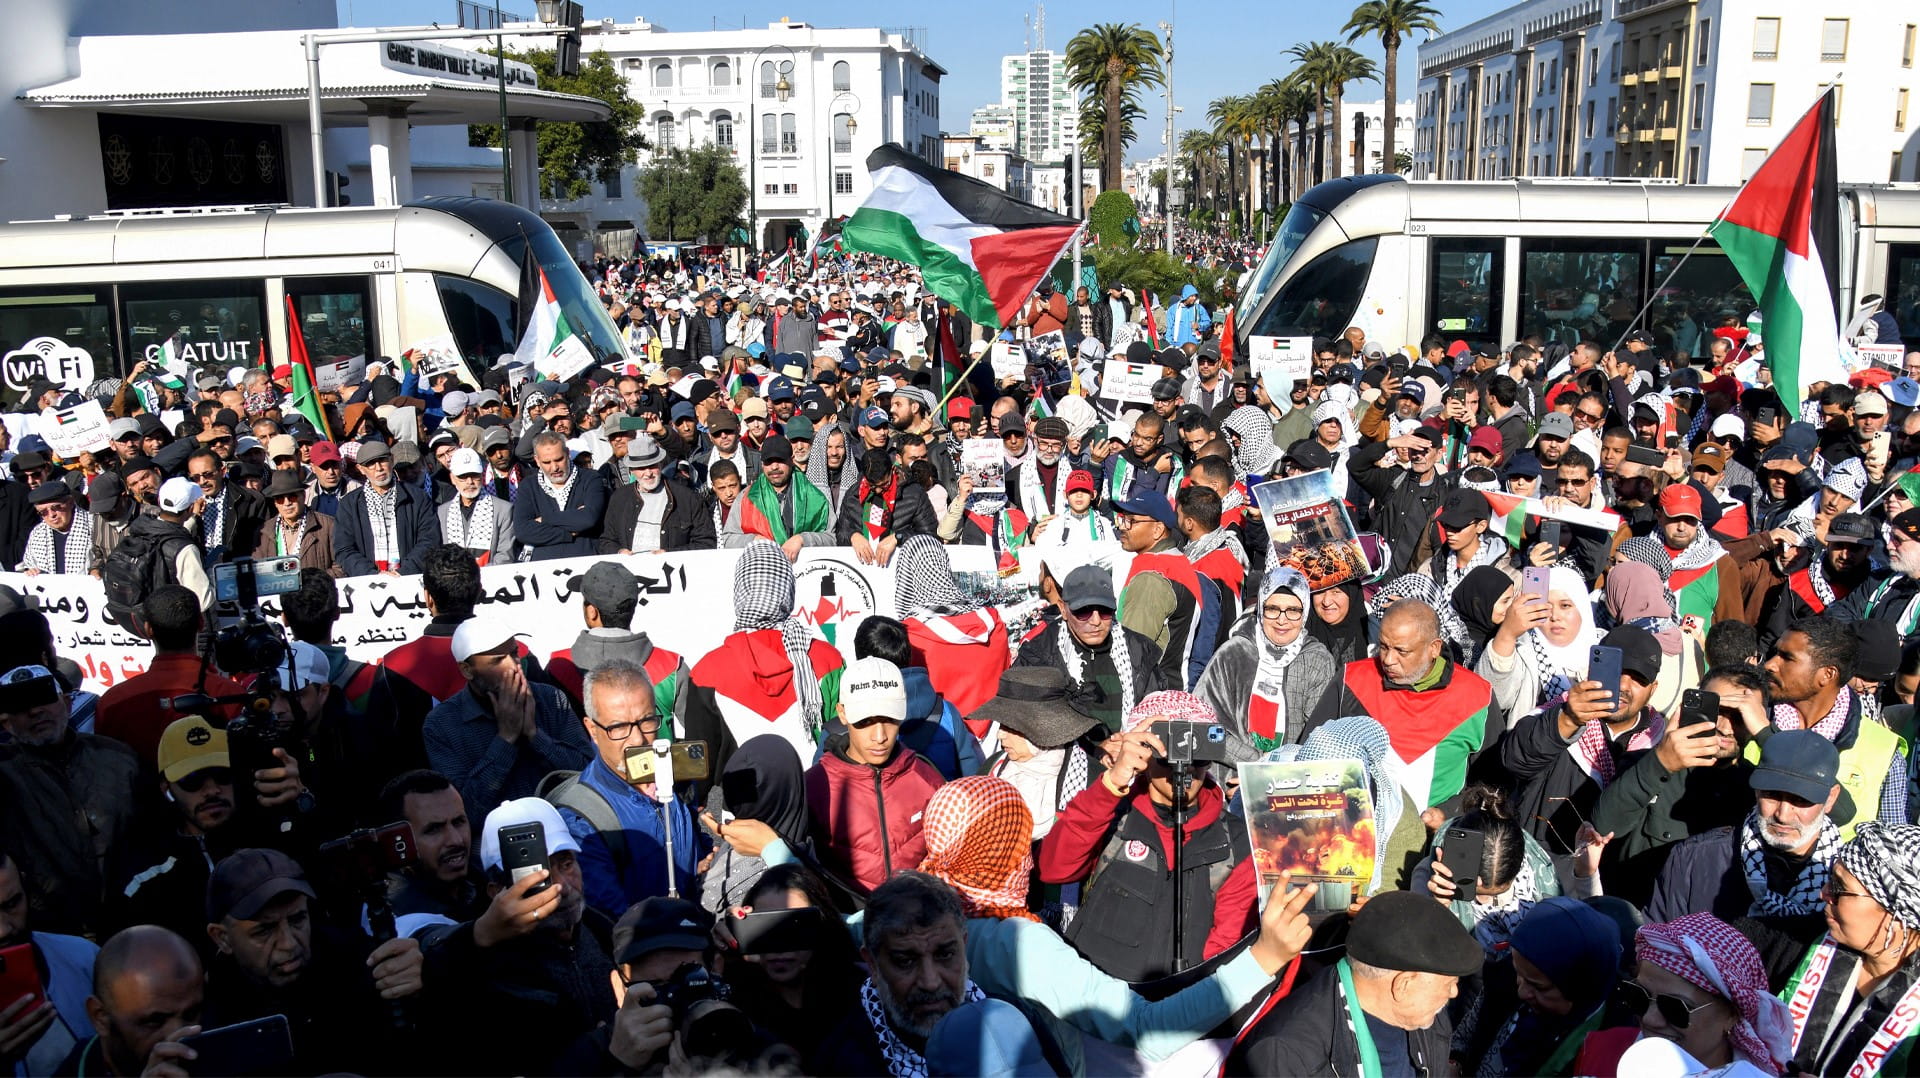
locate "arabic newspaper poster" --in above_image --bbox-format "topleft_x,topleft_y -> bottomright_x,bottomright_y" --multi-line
1239,758 -> 1375,913
1251,471 -> 1371,590
960,438 -> 1007,494
39,401 -> 112,457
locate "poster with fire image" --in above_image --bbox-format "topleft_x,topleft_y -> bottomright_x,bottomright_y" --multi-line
1240,758 -> 1375,914
1251,472 -> 1371,591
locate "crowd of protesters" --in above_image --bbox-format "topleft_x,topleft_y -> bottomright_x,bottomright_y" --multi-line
0,236 -> 1918,1077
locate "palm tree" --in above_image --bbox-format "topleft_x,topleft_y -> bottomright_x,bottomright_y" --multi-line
1213,94 -> 1263,229
1344,0 -> 1442,174
1179,129 -> 1220,220
1283,43 -> 1337,185
1321,46 -> 1379,175
1078,95 -> 1143,185
1066,23 -> 1167,191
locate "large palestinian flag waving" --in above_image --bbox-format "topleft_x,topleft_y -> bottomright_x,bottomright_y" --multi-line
1707,89 -> 1843,412
842,144 -> 1082,331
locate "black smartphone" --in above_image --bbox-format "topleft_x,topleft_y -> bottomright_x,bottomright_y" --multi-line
1540,521 -> 1564,551
1440,827 -> 1486,902
721,768 -> 759,809
734,907 -> 826,955
1682,688 -> 1721,737
1588,645 -> 1624,709
178,1015 -> 295,1077
1757,406 -> 1779,425
497,822 -> 551,893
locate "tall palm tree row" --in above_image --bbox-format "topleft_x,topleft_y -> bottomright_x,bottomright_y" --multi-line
1344,0 -> 1441,172
1064,23 -> 1166,192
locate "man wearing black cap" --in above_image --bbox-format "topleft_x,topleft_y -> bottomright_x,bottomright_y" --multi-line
17,481 -> 95,576
1762,512 -> 1879,649
726,434 -> 835,555
1350,424 -> 1451,576
1227,889 -> 1482,1076
1016,563 -> 1162,733
1836,508 -> 1920,634
1499,625 -> 1668,855
1115,493 -> 1211,688
1420,488 -> 1508,594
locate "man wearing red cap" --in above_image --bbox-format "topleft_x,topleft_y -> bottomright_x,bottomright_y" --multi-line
1652,484 -> 1743,631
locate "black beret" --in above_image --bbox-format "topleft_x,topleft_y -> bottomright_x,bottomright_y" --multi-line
1346,890 -> 1483,977
27,480 -> 71,506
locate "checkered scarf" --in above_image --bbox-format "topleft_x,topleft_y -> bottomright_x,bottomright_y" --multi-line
446,493 -> 496,555
1184,526 -> 1247,573
733,540 -> 824,735
21,508 -> 92,574
1057,618 -> 1135,722
1125,689 -> 1216,731
365,482 -> 398,568
894,535 -> 972,616
1636,914 -> 1793,1073
1221,406 -> 1277,480
859,978 -> 985,1078
1740,808 -> 1840,916
1367,575 -> 1473,657
536,462 -> 581,515
1773,685 -> 1853,742
918,775 -> 1040,922
1615,534 -> 1674,582
1837,822 -> 1920,929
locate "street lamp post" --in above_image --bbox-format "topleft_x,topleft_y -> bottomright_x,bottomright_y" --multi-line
827,91 -> 861,226
747,44 -> 794,255
1160,14 -> 1174,257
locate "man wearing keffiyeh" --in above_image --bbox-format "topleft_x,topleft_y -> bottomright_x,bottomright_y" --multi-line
1763,618 -> 1909,835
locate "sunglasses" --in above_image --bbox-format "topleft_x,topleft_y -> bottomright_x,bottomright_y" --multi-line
1614,979 -> 1720,1029
176,767 -> 234,792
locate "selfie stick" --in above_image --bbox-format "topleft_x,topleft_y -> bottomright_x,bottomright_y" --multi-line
1170,756 -> 1190,973
653,739 -> 679,898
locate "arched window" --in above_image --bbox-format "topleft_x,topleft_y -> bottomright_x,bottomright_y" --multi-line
780,113 -> 798,153
833,112 -> 854,153
712,111 -> 734,149
652,61 -> 672,89
760,61 -> 776,98
761,112 -> 778,152
711,58 -> 732,88
832,60 -> 851,92
654,113 -> 676,149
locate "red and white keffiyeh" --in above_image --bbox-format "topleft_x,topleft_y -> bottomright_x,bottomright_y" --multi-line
918,776 -> 1039,922
1635,914 -> 1792,1073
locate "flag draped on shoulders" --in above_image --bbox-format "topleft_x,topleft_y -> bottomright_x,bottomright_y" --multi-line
841,144 -> 1082,331
1707,89 -> 1844,412
739,473 -> 831,543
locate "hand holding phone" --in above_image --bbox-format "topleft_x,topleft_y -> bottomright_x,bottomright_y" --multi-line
1435,828 -> 1485,902
497,822 -> 551,894
1586,645 -> 1624,710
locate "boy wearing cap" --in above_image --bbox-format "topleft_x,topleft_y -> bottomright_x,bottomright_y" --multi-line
1652,483 -> 1744,631
804,658 -> 946,894
118,477 -> 213,612
1030,470 -> 1113,547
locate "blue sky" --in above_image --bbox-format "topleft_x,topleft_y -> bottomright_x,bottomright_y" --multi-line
338,0 -> 1514,161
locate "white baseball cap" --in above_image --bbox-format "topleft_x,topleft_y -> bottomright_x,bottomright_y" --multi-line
478,797 -> 582,872
839,657 -> 907,723
451,615 -> 525,662
157,477 -> 203,514
278,639 -> 330,691
449,447 -> 485,477
1710,412 -> 1746,440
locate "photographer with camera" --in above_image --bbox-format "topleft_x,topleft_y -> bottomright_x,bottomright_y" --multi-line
94,586 -> 244,767
1037,691 -> 1249,983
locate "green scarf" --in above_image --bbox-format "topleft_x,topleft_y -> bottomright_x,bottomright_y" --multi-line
745,471 -> 831,542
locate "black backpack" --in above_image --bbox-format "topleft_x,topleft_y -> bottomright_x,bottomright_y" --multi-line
101,528 -> 186,627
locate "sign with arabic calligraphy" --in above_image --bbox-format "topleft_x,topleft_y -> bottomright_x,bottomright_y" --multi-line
5,546 -> 994,695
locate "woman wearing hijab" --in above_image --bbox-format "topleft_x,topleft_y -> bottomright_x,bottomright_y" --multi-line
1455,896 -> 1624,1078
1196,567 -> 1338,759
701,734 -> 816,914
1306,581 -> 1371,669
1451,564 -> 1517,669
1603,561 -> 1698,720
1478,564 -> 1600,722
1218,406 -> 1278,485
1781,822 -> 1920,1076
892,534 -> 1012,718
1574,913 -> 1793,1076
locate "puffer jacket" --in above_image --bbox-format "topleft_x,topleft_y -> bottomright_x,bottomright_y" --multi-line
1194,621 -> 1338,761
803,743 -> 945,894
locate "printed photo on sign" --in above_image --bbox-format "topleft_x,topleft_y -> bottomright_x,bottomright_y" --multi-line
1252,471 -> 1372,591
1024,330 -> 1068,367
960,438 -> 1007,494
1240,758 -> 1376,913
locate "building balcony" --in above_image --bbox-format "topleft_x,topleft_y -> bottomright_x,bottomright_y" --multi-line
1663,63 -> 1682,80
1659,126 -> 1678,140
1637,128 -> 1656,143
1621,70 -> 1641,86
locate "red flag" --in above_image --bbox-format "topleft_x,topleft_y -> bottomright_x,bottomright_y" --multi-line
1144,292 -> 1160,347
283,296 -> 335,441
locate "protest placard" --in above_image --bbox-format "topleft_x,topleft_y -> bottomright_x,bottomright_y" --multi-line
1240,757 -> 1376,913
1247,335 -> 1313,392
38,401 -> 112,457
961,438 -> 1007,493
1252,471 -> 1373,590
1100,360 -> 1160,405
989,341 -> 1026,382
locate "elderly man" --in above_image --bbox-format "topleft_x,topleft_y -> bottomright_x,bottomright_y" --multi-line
1006,417 -> 1072,520
184,449 -> 267,566
0,665 -> 140,937
1648,730 -> 1849,932
600,435 -> 714,554
1015,563 -> 1162,735
513,430 -> 606,561
1307,600 -> 1501,812
1228,890 -> 1482,1076
421,616 -> 594,823
254,469 -> 338,574
18,481 -> 97,576
438,447 -> 515,566
335,440 -> 439,576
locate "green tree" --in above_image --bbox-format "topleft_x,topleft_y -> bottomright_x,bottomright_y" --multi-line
1345,0 -> 1442,173
1078,95 -> 1143,177
637,144 -> 748,242
1066,23 -> 1166,191
470,50 -> 648,201
1322,46 -> 1379,175
1089,189 -> 1138,247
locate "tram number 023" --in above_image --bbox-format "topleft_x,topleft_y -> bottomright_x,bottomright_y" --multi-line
1407,223 -> 1427,235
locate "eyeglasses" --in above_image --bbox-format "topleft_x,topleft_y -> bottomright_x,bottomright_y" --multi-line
1561,475 -> 1595,488
1262,604 -> 1306,621
176,767 -> 234,793
315,460 -> 340,469
188,471 -> 221,482
1614,979 -> 1721,1029
1822,879 -> 1875,903
589,715 -> 661,742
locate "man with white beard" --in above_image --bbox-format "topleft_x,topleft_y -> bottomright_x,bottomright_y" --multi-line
1833,507 -> 1920,637
1006,417 -> 1072,520
438,449 -> 516,566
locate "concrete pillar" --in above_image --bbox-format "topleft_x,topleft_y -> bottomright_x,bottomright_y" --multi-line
365,103 -> 412,207
509,120 -> 540,213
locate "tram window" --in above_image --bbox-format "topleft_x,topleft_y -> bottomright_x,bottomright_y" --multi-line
435,275 -> 517,363
1428,239 -> 1504,339
1650,246 -> 1751,357
285,276 -> 373,362
1250,237 -> 1378,341
0,287 -> 117,376
1890,245 -> 1920,351
120,280 -> 266,371
1518,239 -> 1643,349
1239,204 -> 1327,324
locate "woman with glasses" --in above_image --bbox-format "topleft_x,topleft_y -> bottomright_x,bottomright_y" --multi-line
1778,822 -> 1920,1076
1196,567 -> 1337,758
1573,912 -> 1791,1076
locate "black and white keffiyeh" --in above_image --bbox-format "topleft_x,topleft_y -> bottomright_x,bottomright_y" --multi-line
1836,821 -> 1920,928
1368,574 -> 1473,656
859,977 -> 985,1078
1429,532 -> 1508,595
1184,526 -> 1248,573
1741,809 -> 1841,917
733,540 -> 825,737
365,483 -> 399,568
1017,455 -> 1070,518
21,509 -> 93,574
894,535 -> 973,616
536,463 -> 580,514
1669,531 -> 1728,574
1057,623 -> 1136,721
446,495 -> 495,553
1221,406 -> 1277,480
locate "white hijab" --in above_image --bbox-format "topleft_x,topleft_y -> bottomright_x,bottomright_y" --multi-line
1523,565 -> 1601,706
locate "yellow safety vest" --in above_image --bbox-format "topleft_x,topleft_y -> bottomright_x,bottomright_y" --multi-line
1743,719 -> 1907,841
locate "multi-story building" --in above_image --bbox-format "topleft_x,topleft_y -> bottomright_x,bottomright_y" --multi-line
1001,48 -> 1072,165
545,16 -> 944,254
1415,0 -> 1917,184
1294,99 -> 1418,180
969,104 -> 1018,152
942,134 -> 1032,201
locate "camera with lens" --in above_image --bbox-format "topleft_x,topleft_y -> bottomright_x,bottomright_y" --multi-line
657,964 -> 755,1063
318,822 -> 417,942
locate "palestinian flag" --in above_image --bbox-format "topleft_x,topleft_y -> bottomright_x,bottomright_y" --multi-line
1670,553 -> 1723,626
282,295 -> 334,440
1895,463 -> 1920,507
1707,89 -> 1844,412
1344,658 -> 1492,811
1483,491 -> 1621,546
548,643 -> 691,733
514,262 -> 592,382
842,145 -> 1082,331
689,629 -> 845,764
738,471 -> 832,544
904,609 -> 1011,716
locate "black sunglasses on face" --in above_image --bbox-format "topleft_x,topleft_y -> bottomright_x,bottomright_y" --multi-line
177,767 -> 233,792
1614,979 -> 1719,1029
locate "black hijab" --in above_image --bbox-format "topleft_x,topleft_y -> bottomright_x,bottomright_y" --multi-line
1452,565 -> 1516,664
717,734 -> 811,853
1306,581 -> 1368,666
